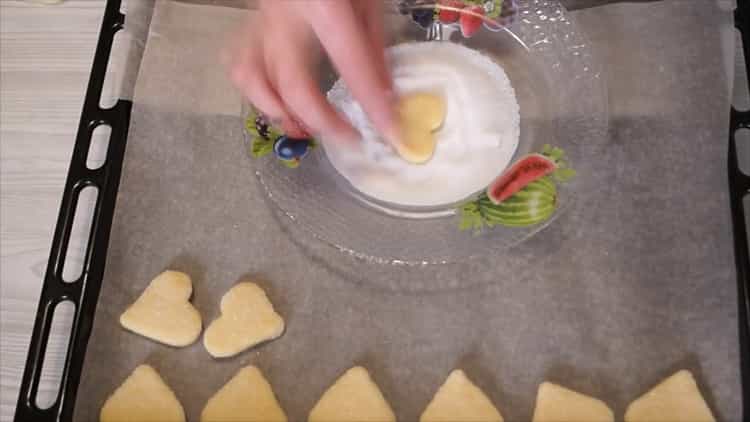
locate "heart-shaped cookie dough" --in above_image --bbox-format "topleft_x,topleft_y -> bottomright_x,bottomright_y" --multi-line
420,370 -> 504,422
100,365 -> 185,422
624,370 -> 715,422
201,365 -> 287,422
308,366 -> 396,422
395,92 -> 446,164
532,382 -> 614,422
203,282 -> 284,358
119,270 -> 202,347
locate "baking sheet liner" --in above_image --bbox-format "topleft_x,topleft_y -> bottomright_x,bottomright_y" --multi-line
74,1 -> 741,420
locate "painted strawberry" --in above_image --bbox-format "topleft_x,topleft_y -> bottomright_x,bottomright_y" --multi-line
460,5 -> 484,38
438,0 -> 463,24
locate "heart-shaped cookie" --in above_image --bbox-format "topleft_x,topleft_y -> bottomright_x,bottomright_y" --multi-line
201,365 -> 287,422
100,365 -> 185,422
420,370 -> 504,422
203,282 -> 284,358
395,92 -> 446,164
308,366 -> 396,422
532,382 -> 614,422
119,270 -> 202,347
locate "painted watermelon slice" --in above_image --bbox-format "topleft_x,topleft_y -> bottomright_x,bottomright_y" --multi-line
487,154 -> 557,204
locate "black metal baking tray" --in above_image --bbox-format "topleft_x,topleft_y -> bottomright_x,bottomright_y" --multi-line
13,0 -> 750,420
731,0 -> 750,414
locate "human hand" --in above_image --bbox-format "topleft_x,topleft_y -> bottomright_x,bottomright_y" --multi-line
225,0 -> 398,144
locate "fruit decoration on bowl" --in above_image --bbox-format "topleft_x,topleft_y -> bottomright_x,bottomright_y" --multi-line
400,0 -> 519,37
245,110 -> 316,169
458,145 -> 576,232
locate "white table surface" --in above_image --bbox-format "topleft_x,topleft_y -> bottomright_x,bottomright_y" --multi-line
0,1 -> 746,421
1,1 -> 108,420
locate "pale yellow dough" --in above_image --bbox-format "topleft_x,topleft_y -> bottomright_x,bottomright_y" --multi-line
203,282 -> 284,358
531,382 -> 614,422
308,366 -> 396,422
624,370 -> 715,422
420,369 -> 504,422
100,365 -> 185,422
119,270 -> 202,347
201,365 -> 287,422
396,92 -> 446,164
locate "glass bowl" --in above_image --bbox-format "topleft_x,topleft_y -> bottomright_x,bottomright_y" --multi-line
243,0 -> 607,265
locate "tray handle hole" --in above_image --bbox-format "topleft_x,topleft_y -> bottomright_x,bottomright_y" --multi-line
34,301 -> 75,410
61,186 -> 98,283
99,27 -> 126,109
87,124 -> 111,170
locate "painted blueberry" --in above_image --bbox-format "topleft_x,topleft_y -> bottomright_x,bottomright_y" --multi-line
411,8 -> 434,29
273,136 -> 311,161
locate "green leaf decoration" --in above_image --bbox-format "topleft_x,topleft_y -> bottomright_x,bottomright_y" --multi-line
487,0 -> 504,18
251,138 -> 274,158
280,159 -> 299,169
552,167 -> 577,183
459,200 -> 485,234
246,110 -> 276,159
541,144 -> 566,163
245,116 -> 256,133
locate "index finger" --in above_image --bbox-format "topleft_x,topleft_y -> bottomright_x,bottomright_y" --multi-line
306,2 -> 400,145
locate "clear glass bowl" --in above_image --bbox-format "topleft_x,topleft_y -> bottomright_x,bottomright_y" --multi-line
243,0 -> 607,265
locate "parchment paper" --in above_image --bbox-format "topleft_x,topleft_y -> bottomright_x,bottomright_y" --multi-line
75,1 -> 741,421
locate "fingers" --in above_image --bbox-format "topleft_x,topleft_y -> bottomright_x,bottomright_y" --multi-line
225,23 -> 308,138
232,66 -> 308,138
307,2 -> 400,145
354,0 -> 392,92
276,69 -> 358,143
227,1 -> 395,145
262,18 -> 357,143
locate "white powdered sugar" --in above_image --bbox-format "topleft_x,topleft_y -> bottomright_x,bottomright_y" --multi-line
325,41 -> 520,207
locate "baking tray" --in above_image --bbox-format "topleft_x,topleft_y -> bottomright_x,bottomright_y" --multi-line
13,0 -> 749,420
730,0 -> 750,413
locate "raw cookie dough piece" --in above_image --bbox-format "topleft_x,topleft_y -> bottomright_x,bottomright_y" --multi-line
420,369 -> 504,422
531,382 -> 614,422
308,366 -> 396,422
203,282 -> 284,358
396,92 -> 446,164
119,270 -> 202,347
201,365 -> 287,422
624,370 -> 715,422
100,365 -> 185,422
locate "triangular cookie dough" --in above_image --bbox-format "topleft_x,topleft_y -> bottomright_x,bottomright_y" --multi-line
203,282 -> 285,358
531,382 -> 614,422
420,369 -> 503,422
308,366 -> 396,422
624,370 -> 715,422
119,270 -> 202,347
100,365 -> 185,422
201,365 -> 287,422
